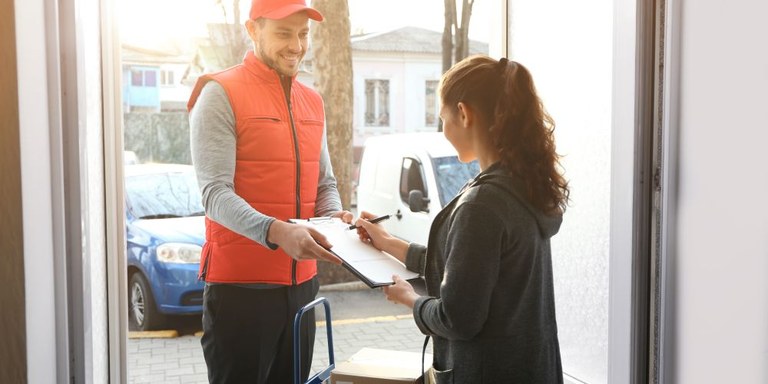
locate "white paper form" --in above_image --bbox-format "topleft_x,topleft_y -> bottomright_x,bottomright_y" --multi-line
289,218 -> 419,287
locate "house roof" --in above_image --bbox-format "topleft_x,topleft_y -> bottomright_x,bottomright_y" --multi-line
351,26 -> 488,55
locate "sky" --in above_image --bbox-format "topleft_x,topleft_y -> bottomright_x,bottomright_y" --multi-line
347,0 -> 491,39
118,0 -> 491,47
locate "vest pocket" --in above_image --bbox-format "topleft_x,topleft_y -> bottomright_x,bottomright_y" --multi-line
245,114 -> 281,123
298,118 -> 323,126
239,116 -> 292,160
241,115 -> 283,135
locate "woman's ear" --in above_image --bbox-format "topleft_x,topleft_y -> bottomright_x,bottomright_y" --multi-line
456,102 -> 474,129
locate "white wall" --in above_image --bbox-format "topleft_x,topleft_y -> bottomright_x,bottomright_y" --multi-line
670,0 -> 768,382
158,63 -> 192,103
15,0 -> 58,383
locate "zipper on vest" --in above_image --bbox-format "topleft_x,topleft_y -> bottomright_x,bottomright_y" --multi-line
287,99 -> 301,219
199,249 -> 211,282
284,78 -> 301,286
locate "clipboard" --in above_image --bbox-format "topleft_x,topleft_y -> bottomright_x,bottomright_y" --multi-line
289,217 -> 419,288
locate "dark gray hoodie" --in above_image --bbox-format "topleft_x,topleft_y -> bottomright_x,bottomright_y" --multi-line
405,163 -> 564,383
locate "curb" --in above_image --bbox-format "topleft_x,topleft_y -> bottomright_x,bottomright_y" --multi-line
317,314 -> 413,327
128,330 -> 179,339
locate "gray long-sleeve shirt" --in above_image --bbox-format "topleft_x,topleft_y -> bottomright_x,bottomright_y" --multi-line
189,81 -> 342,249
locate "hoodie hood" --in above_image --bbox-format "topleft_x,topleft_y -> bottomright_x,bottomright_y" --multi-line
471,164 -> 563,239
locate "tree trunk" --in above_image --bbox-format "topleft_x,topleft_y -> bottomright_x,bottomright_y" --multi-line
211,0 -> 248,68
455,0 -> 474,61
442,0 -> 456,75
229,0 -> 245,65
442,0 -> 474,72
310,0 -> 356,284
309,0 -> 353,209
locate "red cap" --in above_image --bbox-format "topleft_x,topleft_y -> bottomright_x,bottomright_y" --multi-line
249,0 -> 324,22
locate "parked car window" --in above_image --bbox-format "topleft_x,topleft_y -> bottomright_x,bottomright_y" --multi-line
432,156 -> 480,207
125,168 -> 203,219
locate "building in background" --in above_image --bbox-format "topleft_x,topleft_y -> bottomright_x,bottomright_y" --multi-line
121,44 -> 194,112
349,26 -> 487,148
121,26 -> 488,170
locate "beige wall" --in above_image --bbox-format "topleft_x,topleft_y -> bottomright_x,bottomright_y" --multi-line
671,0 -> 768,382
0,0 -> 27,382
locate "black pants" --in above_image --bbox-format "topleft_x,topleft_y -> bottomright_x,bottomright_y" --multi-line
201,278 -> 319,384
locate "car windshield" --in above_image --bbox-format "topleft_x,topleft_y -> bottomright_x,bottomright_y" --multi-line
431,156 -> 480,207
125,168 -> 204,219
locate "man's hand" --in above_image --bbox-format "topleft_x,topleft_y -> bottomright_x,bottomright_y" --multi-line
267,220 -> 342,264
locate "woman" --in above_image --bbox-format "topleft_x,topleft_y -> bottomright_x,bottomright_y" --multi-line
355,55 -> 569,383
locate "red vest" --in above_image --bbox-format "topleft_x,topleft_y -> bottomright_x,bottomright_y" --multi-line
188,51 -> 324,285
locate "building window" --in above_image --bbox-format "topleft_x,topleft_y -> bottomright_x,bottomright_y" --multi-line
159,70 -> 175,86
425,80 -> 439,127
131,69 -> 143,87
365,79 -> 389,126
130,68 -> 159,87
144,70 -> 157,87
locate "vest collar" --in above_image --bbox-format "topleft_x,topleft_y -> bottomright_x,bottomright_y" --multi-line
243,50 -> 298,85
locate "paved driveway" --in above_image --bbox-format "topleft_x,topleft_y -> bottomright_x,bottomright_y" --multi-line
128,281 -> 428,383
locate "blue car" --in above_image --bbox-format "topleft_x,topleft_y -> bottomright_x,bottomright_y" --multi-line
124,163 -> 206,331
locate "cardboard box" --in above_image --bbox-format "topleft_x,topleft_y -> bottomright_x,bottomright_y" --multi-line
330,347 -> 432,384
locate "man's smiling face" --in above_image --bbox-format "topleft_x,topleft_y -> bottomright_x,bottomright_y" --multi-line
249,12 -> 311,77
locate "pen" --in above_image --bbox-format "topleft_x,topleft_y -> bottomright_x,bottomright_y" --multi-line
348,214 -> 391,230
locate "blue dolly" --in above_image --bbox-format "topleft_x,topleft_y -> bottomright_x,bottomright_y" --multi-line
293,297 -> 335,384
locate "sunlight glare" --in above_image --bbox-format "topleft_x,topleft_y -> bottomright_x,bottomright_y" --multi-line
118,0 -> 222,45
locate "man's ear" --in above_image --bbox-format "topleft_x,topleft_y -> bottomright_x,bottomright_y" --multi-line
245,19 -> 260,41
456,102 -> 474,129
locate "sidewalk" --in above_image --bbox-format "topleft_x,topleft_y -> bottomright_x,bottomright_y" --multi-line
127,281 -> 428,383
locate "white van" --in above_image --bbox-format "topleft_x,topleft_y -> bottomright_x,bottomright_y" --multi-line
356,132 -> 480,245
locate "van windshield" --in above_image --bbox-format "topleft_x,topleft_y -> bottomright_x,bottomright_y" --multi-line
431,156 -> 480,207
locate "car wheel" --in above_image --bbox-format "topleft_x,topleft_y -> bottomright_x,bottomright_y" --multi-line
129,272 -> 165,331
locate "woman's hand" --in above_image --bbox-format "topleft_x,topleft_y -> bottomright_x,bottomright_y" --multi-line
354,211 -> 393,249
382,275 -> 420,309
354,210 -> 410,263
